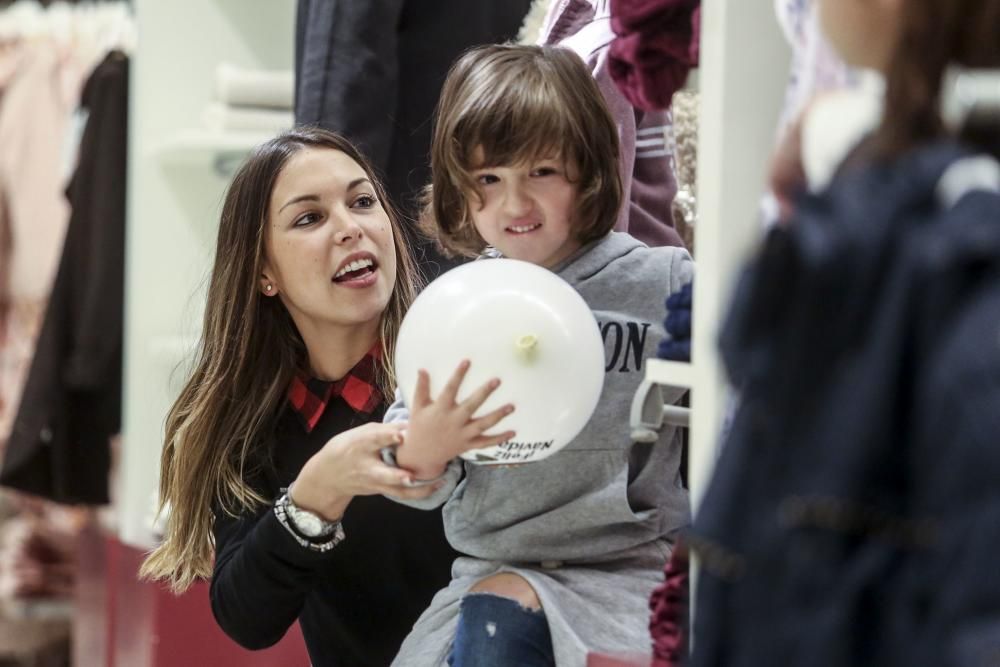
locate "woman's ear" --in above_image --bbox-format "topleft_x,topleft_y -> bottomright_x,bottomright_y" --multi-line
259,270 -> 279,297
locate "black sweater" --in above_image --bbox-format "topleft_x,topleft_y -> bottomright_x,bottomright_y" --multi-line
210,399 -> 457,666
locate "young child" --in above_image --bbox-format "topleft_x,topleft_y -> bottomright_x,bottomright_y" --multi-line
383,44 -> 694,666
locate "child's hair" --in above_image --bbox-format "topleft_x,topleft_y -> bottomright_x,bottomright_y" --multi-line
140,128 -> 420,593
422,44 -> 623,258
876,0 -> 1000,157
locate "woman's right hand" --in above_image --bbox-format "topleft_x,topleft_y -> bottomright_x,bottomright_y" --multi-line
289,422 -> 441,521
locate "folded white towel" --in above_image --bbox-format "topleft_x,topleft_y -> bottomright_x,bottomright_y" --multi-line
215,62 -> 294,110
203,102 -> 294,133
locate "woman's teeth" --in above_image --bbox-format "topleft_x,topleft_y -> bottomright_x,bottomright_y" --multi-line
334,258 -> 374,279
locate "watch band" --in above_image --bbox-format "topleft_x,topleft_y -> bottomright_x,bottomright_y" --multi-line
274,494 -> 345,553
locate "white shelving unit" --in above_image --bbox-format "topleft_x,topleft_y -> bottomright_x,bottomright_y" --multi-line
631,0 -> 791,511
688,0 -> 790,508
120,0 -> 295,548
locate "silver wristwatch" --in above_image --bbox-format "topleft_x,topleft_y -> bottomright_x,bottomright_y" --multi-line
274,492 -> 344,552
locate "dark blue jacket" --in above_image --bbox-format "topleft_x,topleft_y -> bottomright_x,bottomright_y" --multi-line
691,142 -> 1000,667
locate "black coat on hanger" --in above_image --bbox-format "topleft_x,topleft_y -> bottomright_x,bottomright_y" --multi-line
0,52 -> 128,504
293,0 -> 532,280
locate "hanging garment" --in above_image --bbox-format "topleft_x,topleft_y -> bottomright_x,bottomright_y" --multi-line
540,0 -> 685,248
773,0 -> 858,136
0,40 -> 87,448
294,0 -> 532,279
691,143 -> 1000,667
648,539 -> 689,667
1,52 -> 129,505
607,0 -> 700,113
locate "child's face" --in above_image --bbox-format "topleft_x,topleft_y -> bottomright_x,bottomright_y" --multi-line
467,148 -> 582,269
262,147 -> 397,338
817,0 -> 902,71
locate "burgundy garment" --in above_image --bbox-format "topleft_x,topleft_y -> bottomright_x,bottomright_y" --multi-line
648,540 -> 689,666
609,0 -> 700,112
538,0 -> 685,248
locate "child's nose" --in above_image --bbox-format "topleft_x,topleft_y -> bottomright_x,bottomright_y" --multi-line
502,181 -> 532,217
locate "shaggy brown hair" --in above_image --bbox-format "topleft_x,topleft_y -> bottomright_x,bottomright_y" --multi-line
422,44 -> 623,257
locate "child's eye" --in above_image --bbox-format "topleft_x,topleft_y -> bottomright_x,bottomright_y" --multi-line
476,174 -> 500,186
531,166 -> 558,177
293,212 -> 321,227
352,194 -> 377,209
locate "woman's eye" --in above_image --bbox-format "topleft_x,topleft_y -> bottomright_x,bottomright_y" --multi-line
476,174 -> 500,186
353,194 -> 377,209
293,212 -> 320,227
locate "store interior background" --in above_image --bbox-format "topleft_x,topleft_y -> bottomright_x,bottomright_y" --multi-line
0,0 -> 791,664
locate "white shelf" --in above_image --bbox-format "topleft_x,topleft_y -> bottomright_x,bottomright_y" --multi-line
644,359 -> 695,390
152,128 -> 277,175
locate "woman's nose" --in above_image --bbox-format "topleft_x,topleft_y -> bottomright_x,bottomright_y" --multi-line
332,214 -> 363,244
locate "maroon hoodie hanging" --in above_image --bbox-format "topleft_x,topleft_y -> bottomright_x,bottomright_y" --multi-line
609,0 -> 701,111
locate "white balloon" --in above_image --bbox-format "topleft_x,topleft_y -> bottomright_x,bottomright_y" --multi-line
395,259 -> 604,465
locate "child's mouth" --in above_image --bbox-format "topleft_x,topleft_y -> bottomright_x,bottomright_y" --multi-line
506,223 -> 542,234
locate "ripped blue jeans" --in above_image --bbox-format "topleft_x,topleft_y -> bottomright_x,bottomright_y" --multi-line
447,593 -> 555,667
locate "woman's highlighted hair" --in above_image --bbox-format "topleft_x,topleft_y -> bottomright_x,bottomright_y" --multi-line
140,128 -> 420,592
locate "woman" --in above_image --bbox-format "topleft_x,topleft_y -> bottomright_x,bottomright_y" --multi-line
140,128 -> 457,667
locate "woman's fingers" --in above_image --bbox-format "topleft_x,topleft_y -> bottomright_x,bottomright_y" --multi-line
379,482 -> 443,500
347,422 -> 405,452
368,462 -> 443,498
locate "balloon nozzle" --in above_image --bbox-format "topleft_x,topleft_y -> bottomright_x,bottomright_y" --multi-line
515,334 -> 539,363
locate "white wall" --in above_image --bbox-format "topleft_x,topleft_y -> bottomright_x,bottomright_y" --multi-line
120,0 -> 295,548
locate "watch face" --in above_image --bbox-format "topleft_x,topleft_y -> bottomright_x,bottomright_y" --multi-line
288,501 -> 329,537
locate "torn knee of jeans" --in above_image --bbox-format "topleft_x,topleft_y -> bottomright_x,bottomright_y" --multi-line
463,591 -> 544,614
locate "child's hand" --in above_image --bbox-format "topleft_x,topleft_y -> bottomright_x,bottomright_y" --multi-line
395,360 -> 516,479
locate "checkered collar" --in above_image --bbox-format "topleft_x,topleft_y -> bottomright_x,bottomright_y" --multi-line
287,345 -> 383,433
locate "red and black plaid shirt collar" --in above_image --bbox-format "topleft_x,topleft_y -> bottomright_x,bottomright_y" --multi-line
287,345 -> 383,433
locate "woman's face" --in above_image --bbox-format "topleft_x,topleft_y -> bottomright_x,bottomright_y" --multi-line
262,147 -> 397,339
817,0 -> 902,71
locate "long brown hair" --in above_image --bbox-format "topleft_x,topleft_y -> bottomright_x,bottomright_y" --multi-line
422,44 -> 623,257
140,128 -> 420,592
876,0 -> 1000,157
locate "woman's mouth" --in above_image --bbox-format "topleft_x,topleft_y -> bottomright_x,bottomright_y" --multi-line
332,255 -> 379,287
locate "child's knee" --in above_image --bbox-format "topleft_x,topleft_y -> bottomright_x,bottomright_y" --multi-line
448,593 -> 554,667
469,572 -> 542,610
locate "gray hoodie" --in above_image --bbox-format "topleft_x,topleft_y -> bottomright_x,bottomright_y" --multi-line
386,232 -> 693,562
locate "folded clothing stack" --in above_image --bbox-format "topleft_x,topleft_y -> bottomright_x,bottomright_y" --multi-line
202,63 -> 294,134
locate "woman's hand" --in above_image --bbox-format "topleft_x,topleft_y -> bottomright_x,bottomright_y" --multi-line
289,422 -> 442,521
395,360 -> 516,479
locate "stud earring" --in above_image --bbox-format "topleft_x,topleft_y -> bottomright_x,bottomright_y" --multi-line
265,284 -> 273,293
